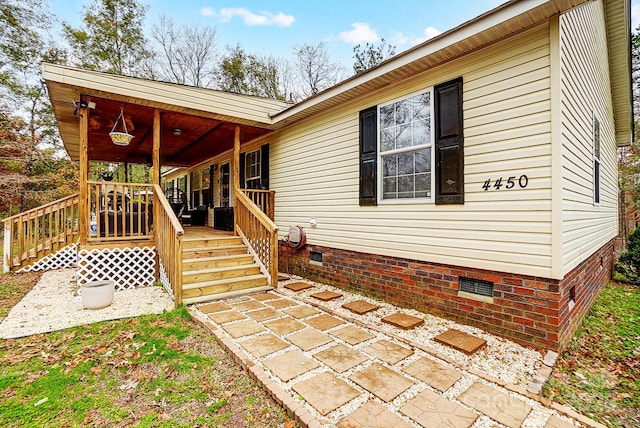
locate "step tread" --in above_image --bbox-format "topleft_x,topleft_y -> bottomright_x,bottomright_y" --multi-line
182,273 -> 267,291
183,286 -> 273,305
183,264 -> 258,276
183,244 -> 247,253
182,254 -> 253,264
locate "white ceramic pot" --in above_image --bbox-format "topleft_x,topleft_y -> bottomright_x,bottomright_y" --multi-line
81,280 -> 115,309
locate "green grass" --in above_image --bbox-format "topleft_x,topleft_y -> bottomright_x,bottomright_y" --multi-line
543,282 -> 640,427
0,306 -> 290,427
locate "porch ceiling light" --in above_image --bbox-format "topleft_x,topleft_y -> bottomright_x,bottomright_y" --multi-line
109,106 -> 134,146
172,128 -> 183,136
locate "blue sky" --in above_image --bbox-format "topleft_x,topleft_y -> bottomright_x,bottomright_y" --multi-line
49,0 -> 640,69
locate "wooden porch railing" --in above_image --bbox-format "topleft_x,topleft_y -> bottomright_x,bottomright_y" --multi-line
235,189 -> 278,286
88,181 -> 154,242
154,184 -> 184,305
3,193 -> 80,272
242,189 -> 275,220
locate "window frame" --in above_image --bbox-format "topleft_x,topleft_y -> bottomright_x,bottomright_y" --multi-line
593,111 -> 601,206
377,88 -> 435,204
244,149 -> 261,189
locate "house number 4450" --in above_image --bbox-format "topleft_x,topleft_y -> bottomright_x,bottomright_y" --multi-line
482,175 -> 528,191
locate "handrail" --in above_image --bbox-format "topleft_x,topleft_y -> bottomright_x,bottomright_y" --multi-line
3,193 -> 80,272
241,189 -> 275,220
154,184 -> 184,305
234,189 -> 278,286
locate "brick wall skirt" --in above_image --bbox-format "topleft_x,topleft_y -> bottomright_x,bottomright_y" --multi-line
279,239 -> 614,350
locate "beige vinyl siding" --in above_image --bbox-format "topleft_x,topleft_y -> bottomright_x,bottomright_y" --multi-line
270,25 -> 554,278
559,1 -> 617,275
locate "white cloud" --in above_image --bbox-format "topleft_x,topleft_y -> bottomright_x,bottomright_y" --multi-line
339,23 -> 379,45
633,4 -> 640,31
423,26 -> 441,40
200,7 -> 295,27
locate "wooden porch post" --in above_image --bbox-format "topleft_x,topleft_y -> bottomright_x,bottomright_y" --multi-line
78,101 -> 89,245
233,125 -> 240,233
153,109 -> 161,186
233,125 -> 240,191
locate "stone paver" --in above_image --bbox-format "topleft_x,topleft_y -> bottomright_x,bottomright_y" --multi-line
545,415 -> 576,428
288,329 -> 334,351
342,299 -> 380,315
458,382 -> 532,428
400,388 -> 478,428
306,314 -> 345,331
402,356 -> 462,392
263,349 -> 320,382
349,363 -> 414,402
285,281 -> 314,292
337,401 -> 413,428
314,343 -> 368,373
311,290 -> 343,301
278,273 -> 290,281
434,329 -> 487,355
252,292 -> 278,301
264,316 -> 305,335
221,319 -> 265,338
330,325 -> 375,345
264,298 -> 297,309
381,312 -> 424,329
283,305 -> 320,319
246,307 -> 281,321
239,333 -> 289,357
292,372 -> 360,416
362,339 -> 413,365
208,309 -> 246,324
198,302 -> 231,313
228,299 -> 265,311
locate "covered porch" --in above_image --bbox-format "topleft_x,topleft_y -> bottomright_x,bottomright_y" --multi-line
3,64 -> 287,304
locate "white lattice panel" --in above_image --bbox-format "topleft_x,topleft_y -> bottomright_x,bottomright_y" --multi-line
159,260 -> 173,298
18,244 -> 78,273
77,246 -> 156,291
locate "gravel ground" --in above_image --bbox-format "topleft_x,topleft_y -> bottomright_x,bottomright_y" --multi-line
276,275 -> 544,388
0,269 -> 173,339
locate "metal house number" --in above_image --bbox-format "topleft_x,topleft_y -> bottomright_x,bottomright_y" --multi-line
482,175 -> 528,191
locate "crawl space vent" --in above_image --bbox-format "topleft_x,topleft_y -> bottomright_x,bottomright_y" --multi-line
310,251 -> 323,263
459,277 -> 493,298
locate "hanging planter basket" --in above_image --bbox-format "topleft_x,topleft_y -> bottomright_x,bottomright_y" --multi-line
109,131 -> 134,146
109,106 -> 134,146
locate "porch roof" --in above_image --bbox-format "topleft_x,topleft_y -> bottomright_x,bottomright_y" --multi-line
42,63 -> 291,167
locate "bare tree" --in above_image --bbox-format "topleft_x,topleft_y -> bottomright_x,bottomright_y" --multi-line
293,42 -> 345,98
353,38 -> 396,74
151,16 -> 218,87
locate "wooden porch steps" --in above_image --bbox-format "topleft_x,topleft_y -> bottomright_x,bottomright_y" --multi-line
181,234 -> 270,305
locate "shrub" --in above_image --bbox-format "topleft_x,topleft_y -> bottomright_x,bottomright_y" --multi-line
616,228 -> 640,284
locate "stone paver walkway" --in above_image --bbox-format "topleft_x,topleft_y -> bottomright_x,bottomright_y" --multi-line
190,284 -> 606,428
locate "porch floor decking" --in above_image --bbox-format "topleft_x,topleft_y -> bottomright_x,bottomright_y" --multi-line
183,226 -> 234,240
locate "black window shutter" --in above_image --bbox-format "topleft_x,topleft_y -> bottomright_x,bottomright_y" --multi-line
260,144 -> 269,190
359,106 -> 377,206
434,77 -> 464,204
239,152 -> 246,189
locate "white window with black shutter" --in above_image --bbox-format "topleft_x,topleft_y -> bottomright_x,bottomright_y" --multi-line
240,144 -> 270,190
359,77 -> 464,206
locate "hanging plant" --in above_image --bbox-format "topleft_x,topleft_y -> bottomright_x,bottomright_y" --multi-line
109,106 -> 134,146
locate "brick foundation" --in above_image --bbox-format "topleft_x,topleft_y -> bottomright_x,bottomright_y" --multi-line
279,239 -> 614,350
